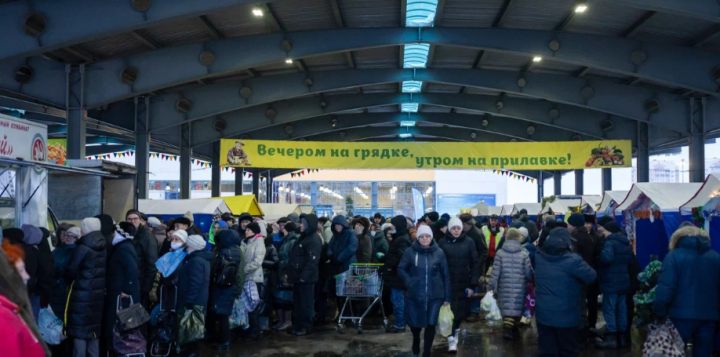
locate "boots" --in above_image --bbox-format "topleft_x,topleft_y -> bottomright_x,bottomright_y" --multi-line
596,333 -> 617,349
271,309 -> 284,330
277,310 -> 292,331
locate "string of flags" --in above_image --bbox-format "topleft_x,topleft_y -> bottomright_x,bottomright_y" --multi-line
290,168 -> 320,178
492,169 -> 535,183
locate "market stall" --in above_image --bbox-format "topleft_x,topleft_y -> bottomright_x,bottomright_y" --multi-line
139,199 -> 231,233
598,191 -> 630,216
580,195 -> 602,214
538,199 -> 581,221
221,195 -> 264,216
500,204 -> 515,225
615,183 -> 701,268
680,173 -> 720,252
466,201 -> 489,216
511,203 -> 543,224
259,203 -> 302,224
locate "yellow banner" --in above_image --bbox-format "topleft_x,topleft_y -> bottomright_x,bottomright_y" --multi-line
220,139 -> 631,170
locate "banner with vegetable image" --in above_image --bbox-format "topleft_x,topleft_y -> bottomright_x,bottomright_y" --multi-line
220,139 -> 631,170
47,139 -> 67,164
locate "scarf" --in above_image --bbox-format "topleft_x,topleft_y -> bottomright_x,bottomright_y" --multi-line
155,247 -> 188,277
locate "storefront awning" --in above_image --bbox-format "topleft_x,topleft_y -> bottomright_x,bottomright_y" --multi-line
0,157 -> 118,178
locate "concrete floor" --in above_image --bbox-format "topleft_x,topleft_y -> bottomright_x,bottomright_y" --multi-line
199,318 -> 641,357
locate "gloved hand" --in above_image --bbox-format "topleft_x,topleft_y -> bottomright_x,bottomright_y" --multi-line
376,252 -> 385,259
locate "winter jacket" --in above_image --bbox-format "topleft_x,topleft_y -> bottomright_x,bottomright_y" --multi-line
133,224 -> 159,293
177,249 -> 212,312
597,232 -> 632,294
20,243 -> 39,296
103,237 -> 141,337
384,216 -> 413,290
654,235 -> 720,321
398,240 -> 451,328
538,226 -> 552,248
535,228 -> 596,328
523,240 -> 537,269
489,240 -> 533,317
0,294 -> 45,357
371,233 -> 389,263
328,216 -> 359,272
356,234 -> 373,263
278,231 -> 299,277
35,236 -> 55,299
211,230 -> 244,315
438,230 -> 480,321
518,214 -> 539,241
50,244 -> 77,317
241,235 -> 266,284
288,214 -> 323,284
322,220 -> 333,244
64,231 -> 107,339
464,225 -> 488,277
571,228 -> 596,268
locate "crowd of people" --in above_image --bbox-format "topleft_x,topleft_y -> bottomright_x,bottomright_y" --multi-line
1,207 -> 720,357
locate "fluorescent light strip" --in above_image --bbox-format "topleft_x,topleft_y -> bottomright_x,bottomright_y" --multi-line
401,103 -> 419,112
406,0 -> 438,27
399,133 -> 413,138
400,121 -> 416,127
401,80 -> 423,93
403,43 -> 430,68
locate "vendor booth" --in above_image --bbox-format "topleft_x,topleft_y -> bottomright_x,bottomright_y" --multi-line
299,204 -> 315,215
221,195 -> 264,216
580,195 -> 602,214
680,173 -> 720,253
615,183 -> 701,268
500,204 -> 515,225
139,199 -> 231,233
598,191 -> 629,216
511,203 -> 543,225
486,206 -> 503,216
539,199 -> 581,221
259,203 -> 302,224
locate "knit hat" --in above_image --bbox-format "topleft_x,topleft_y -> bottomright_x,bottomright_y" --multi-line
184,211 -> 194,223
94,214 -> 115,236
186,234 -> 205,250
433,218 -> 448,230
284,221 -> 297,233
427,212 -> 439,222
21,225 -> 42,245
448,217 -> 463,230
171,230 -> 188,243
584,214 -> 596,224
603,221 -> 622,234
82,217 -> 102,235
3,228 -> 23,244
116,222 -> 136,239
286,213 -> 299,224
174,217 -> 191,226
67,227 -> 81,239
417,225 -> 433,238
246,222 -> 261,235
518,226 -> 529,238
567,213 -> 585,228
147,217 -> 161,228
441,213 -> 451,221
544,215 -> 556,224
506,228 -> 523,241
597,215 -> 614,227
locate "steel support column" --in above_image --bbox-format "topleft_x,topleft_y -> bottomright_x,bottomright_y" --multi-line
134,96 -> 150,199
690,98 -> 706,182
574,170 -> 584,195
211,142 -> 220,197
252,169 -> 260,198
179,123 -> 192,199
637,122 -> 650,182
602,168 -> 612,192
371,182 -> 379,211
66,64 -> 86,160
554,171 -> 562,196
310,182 -> 318,206
235,168 -> 244,195
537,171 -> 544,202
266,171 -> 273,203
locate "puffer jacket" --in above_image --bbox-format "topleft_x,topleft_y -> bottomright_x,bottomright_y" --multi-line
489,240 -> 533,317
327,216 -> 358,272
535,228 -> 596,328
356,234 -> 373,263
211,230 -> 244,315
50,244 -> 77,318
241,234 -> 266,284
371,233 -> 389,263
654,235 -> 720,321
398,240 -> 451,328
64,231 -> 107,339
103,237 -> 140,337
0,294 -> 45,357
464,224 -> 488,277
278,231 -> 298,276
438,230 -> 479,321
384,215 -> 412,290
288,214 -> 323,284
177,249 -> 212,312
133,224 -> 159,294
597,232 -> 632,294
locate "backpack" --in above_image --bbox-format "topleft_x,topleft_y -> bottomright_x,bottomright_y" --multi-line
214,252 -> 239,287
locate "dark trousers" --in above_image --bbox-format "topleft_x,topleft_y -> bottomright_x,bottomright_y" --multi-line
452,319 -> 462,336
314,281 -> 328,321
673,318 -> 715,357
218,314 -> 230,344
485,257 -> 495,275
537,323 -> 579,357
587,284 -> 600,329
411,326 -> 436,356
293,283 -> 315,330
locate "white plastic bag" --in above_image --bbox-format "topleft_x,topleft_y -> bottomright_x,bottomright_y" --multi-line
486,300 -> 502,321
438,305 -> 454,337
480,291 -> 496,312
38,307 -> 66,345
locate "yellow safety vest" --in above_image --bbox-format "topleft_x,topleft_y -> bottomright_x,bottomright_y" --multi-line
481,226 -> 504,245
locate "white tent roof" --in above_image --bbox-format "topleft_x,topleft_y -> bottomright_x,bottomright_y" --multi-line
471,201 -> 490,215
540,199 -> 582,215
258,203 -> 302,224
487,206 -> 503,216
511,203 -> 543,216
139,199 -> 231,215
500,204 -> 515,216
681,173 -> 720,210
598,191 -> 629,212
581,195 -> 602,212
615,183 -> 703,211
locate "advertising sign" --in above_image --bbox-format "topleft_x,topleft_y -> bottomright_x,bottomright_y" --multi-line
411,187 -> 425,221
220,139 -> 631,170
437,194 -> 496,217
0,115 -> 47,162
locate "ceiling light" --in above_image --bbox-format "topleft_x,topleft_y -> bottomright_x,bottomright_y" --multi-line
399,133 -> 412,139
252,9 -> 264,17
574,5 -> 587,13
400,121 -> 416,127
402,81 -> 423,93
533,56 -> 542,63
401,103 -> 419,113
285,59 -> 293,64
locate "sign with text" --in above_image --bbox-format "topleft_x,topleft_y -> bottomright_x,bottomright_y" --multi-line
437,194 -> 496,216
220,139 -> 631,170
0,114 -> 47,162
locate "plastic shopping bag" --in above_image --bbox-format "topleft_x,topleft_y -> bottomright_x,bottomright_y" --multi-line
229,297 -> 249,330
38,307 -> 66,345
486,299 -> 502,321
642,319 -> 685,357
177,306 -> 206,346
438,305 -> 454,338
524,281 -> 536,316
480,291 -> 496,312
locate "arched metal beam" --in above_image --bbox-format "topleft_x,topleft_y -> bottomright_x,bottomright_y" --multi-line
62,28 -> 720,108
597,0 -> 720,23
305,126 -> 523,143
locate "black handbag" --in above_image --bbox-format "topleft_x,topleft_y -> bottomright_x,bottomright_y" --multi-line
116,295 -> 150,332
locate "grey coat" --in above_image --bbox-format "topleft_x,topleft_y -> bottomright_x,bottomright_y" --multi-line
489,240 -> 533,317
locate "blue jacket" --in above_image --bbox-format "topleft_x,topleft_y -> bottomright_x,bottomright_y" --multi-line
211,230 -> 244,315
535,228 -> 596,328
177,249 -> 212,312
327,216 -> 358,272
398,240 -> 451,328
654,235 -> 720,321
598,232 -> 632,294
523,240 -> 537,269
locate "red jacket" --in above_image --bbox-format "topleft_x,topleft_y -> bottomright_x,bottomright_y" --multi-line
0,294 -> 45,357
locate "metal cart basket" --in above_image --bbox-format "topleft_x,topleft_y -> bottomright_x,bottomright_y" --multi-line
335,263 -> 387,334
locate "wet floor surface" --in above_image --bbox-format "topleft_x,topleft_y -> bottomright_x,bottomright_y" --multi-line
199,318 -> 641,357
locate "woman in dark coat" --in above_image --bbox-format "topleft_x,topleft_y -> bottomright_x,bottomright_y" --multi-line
398,226 -> 451,357
351,217 -> 373,263
64,219 -> 106,355
176,234 -> 212,356
103,223 -> 141,342
438,217 -> 479,353
210,230 -> 243,350
50,226 -> 79,357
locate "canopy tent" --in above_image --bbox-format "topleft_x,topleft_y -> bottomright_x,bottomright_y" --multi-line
486,206 -> 503,216
139,199 -> 231,233
680,173 -> 720,253
581,195 -> 602,213
500,204 -> 515,216
616,183 -> 702,268
467,201 -> 490,216
598,191 -> 630,215
221,195 -> 264,216
511,203 -> 543,216
298,205 -> 315,215
258,203 -> 302,224
539,199 -> 582,221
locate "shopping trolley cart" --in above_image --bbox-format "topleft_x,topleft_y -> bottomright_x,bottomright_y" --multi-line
335,263 -> 388,334
150,286 -> 176,357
